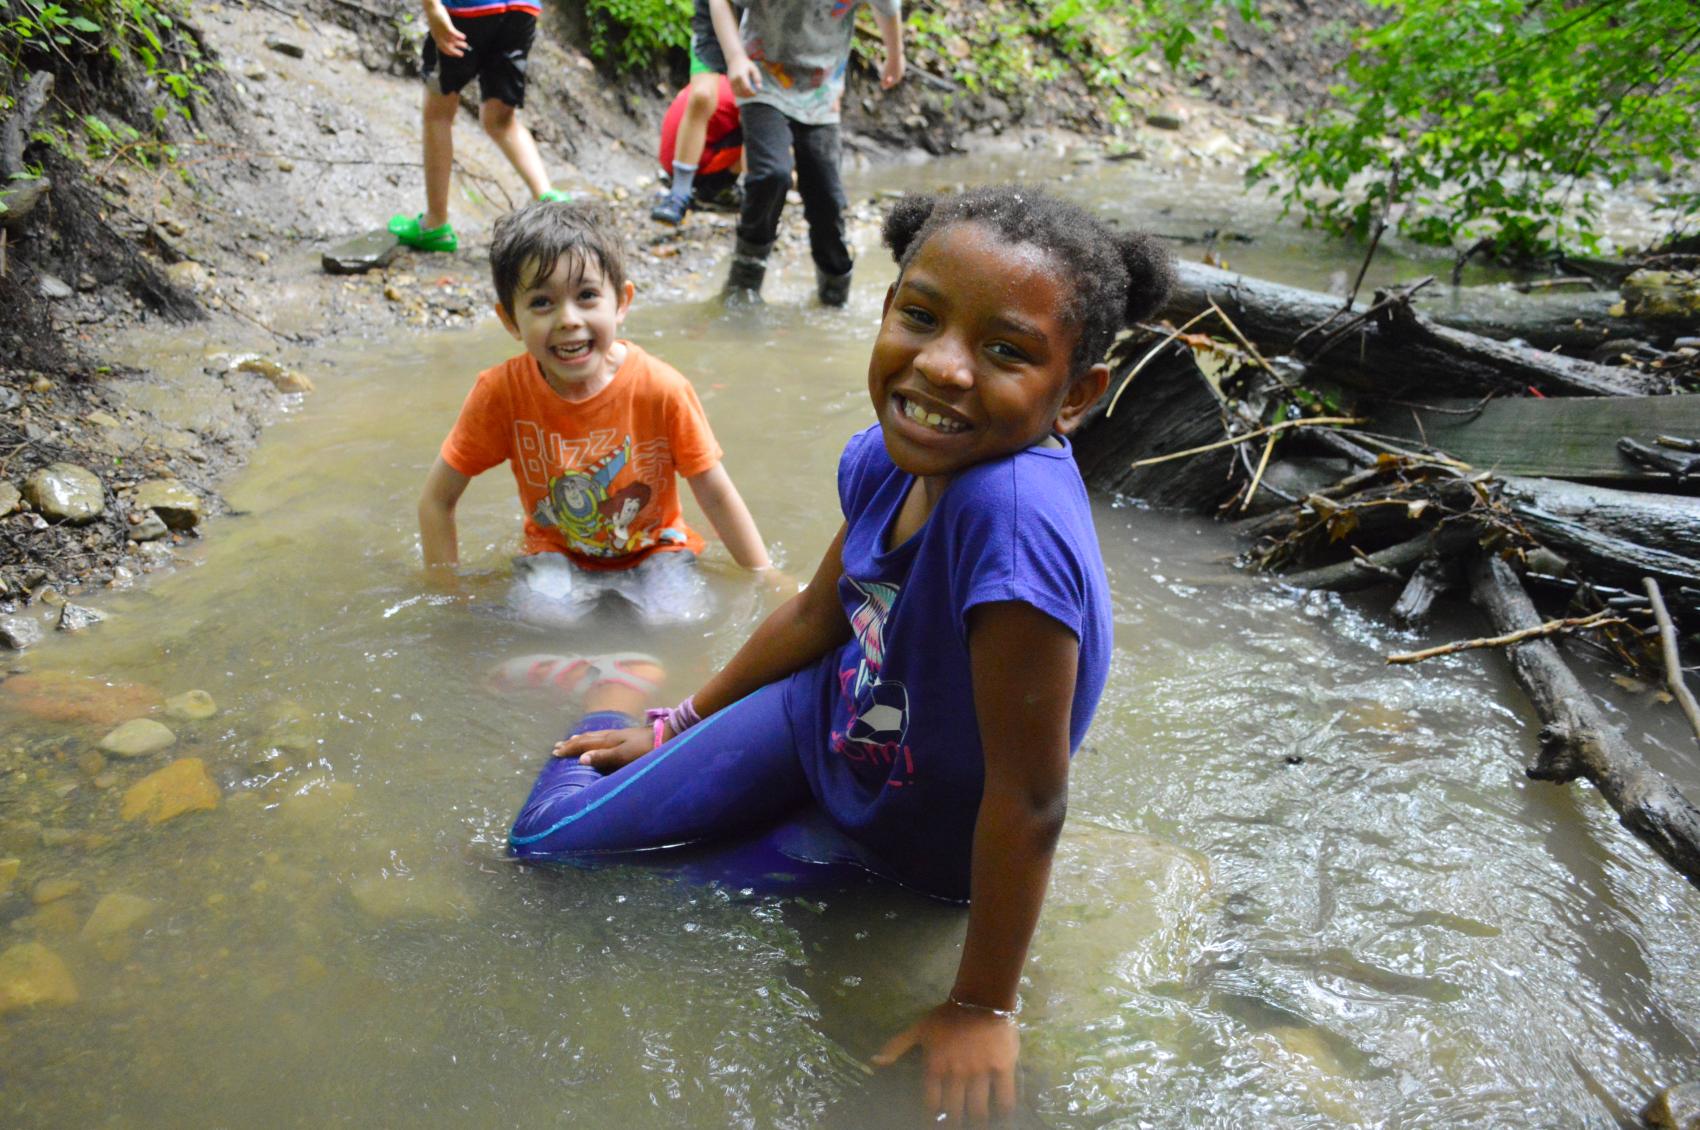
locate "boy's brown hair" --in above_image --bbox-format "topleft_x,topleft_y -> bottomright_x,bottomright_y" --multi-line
490,200 -> 629,317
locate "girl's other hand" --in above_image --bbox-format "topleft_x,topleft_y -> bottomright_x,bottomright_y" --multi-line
871,1002 -> 1019,1124
552,725 -> 656,771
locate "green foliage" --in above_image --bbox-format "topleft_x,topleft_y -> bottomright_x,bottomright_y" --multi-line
582,0 -> 690,73
1252,0 -> 1700,258
0,0 -> 211,122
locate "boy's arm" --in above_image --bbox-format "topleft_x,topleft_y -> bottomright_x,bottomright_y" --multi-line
418,457 -> 472,573
686,461 -> 772,571
708,0 -> 761,96
421,0 -> 468,57
872,600 -> 1075,1123
563,523 -> 852,770
872,4 -> 905,90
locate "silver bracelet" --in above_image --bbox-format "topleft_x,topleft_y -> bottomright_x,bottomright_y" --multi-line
946,993 -> 1018,1019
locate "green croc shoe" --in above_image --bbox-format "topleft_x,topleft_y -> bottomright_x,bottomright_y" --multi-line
387,213 -> 458,253
537,189 -> 572,203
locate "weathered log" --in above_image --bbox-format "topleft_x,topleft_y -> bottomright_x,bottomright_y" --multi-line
1413,285 -> 1685,353
1164,260 -> 1660,398
1274,532 -> 1436,592
1073,342 -> 1237,509
1392,555 -> 1452,629
1500,477 -> 1700,599
1467,552 -> 1700,889
0,177 -> 51,228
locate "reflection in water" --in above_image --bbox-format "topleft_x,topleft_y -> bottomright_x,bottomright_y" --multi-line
3,164 -> 1699,1127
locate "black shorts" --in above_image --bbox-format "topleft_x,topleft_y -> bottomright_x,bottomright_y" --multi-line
422,9 -> 536,108
690,0 -> 726,74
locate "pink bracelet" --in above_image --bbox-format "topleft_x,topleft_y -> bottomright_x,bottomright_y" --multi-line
644,708 -> 670,750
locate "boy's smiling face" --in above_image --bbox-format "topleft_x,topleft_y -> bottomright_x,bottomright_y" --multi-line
869,221 -> 1110,482
497,253 -> 634,400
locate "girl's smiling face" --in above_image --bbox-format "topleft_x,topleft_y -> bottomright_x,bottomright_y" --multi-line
869,221 -> 1110,483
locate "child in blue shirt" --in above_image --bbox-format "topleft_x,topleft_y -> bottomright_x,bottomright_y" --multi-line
509,185 -> 1173,1122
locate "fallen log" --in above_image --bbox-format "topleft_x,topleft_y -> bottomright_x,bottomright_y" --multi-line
1499,477 -> 1700,600
1467,552 -> 1700,889
1164,260 -> 1661,398
1072,342 -> 1238,509
0,71 -> 53,229
1412,285 -> 1685,353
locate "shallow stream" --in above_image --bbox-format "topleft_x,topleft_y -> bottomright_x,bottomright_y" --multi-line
4,154 -> 1699,1127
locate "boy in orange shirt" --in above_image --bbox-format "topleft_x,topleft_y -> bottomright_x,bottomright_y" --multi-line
419,200 -> 773,632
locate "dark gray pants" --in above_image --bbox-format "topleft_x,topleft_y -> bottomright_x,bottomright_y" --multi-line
736,102 -> 852,277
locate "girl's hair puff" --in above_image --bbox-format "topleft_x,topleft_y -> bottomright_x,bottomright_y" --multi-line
881,185 -> 1174,377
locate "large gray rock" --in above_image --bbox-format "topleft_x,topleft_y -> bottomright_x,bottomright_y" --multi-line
131,480 -> 201,530
57,603 -> 103,633
0,616 -> 43,650
321,229 -> 402,275
22,463 -> 104,524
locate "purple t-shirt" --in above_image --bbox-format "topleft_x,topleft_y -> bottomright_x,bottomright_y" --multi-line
787,425 -> 1112,898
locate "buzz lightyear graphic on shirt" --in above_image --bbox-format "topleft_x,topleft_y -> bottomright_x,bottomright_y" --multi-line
835,577 -> 912,772
531,437 -> 682,559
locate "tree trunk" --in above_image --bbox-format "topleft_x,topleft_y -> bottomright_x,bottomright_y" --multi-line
1467,552 -> 1700,889
1163,260 -> 1661,398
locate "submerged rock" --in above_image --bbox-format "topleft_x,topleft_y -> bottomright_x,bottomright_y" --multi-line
57,603 -> 104,633
30,877 -> 82,905
99,718 -> 177,759
0,615 -> 44,651
22,462 -> 104,524
348,872 -> 467,921
0,857 -> 20,894
131,480 -> 202,530
120,758 -> 220,824
232,354 -> 314,394
164,689 -> 218,721
80,892 -> 157,940
1,671 -> 162,725
0,942 -> 79,1014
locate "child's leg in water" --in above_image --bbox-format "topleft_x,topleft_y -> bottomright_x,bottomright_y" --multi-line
509,680 -> 812,859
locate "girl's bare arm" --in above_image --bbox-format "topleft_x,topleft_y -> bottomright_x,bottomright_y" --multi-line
873,599 -> 1077,1123
563,523 -> 852,769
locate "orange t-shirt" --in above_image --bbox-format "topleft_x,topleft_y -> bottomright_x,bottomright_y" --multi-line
440,342 -> 723,571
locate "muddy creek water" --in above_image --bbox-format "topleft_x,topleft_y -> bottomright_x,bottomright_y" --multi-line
5,154 -> 1700,1127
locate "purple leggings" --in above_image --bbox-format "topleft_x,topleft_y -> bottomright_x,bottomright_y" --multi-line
508,680 -> 876,885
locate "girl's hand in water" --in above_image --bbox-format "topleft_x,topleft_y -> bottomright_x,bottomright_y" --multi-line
552,725 -> 661,771
871,1001 -> 1019,1124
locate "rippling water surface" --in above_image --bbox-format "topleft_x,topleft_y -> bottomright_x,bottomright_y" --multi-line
4,156 -> 1698,1127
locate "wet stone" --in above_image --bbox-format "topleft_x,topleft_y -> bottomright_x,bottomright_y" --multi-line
0,942 -> 79,1015
0,820 -> 43,854
132,510 -> 170,541
57,603 -> 104,633
120,757 -> 220,824
31,877 -> 81,905
164,689 -> 218,722
22,462 -> 105,524
18,900 -> 80,935
131,479 -> 202,530
0,615 -> 43,651
321,230 -> 402,275
99,718 -> 177,759
0,857 -> 19,894
264,34 -> 305,57
37,274 -> 74,300
0,481 -> 20,515
81,891 -> 157,940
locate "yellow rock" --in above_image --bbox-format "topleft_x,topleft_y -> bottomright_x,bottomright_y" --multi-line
0,857 -> 19,894
0,942 -> 79,1014
120,758 -> 221,824
81,892 -> 157,940
30,877 -> 82,905
16,901 -> 80,936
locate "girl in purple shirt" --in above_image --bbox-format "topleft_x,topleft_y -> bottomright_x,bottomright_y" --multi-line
511,184 -> 1173,1121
